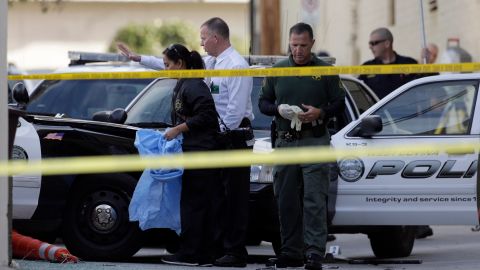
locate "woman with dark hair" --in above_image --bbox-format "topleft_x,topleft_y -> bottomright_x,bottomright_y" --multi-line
160,44 -> 222,266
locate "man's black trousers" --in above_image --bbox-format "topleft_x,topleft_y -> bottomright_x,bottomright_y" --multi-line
216,137 -> 252,258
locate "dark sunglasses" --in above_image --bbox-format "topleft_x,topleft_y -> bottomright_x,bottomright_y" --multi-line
369,39 -> 387,46
168,44 -> 180,55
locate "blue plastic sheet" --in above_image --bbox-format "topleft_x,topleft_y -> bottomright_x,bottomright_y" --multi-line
129,129 -> 183,234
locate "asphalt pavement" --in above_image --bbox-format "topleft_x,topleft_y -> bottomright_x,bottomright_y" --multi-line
12,225 -> 480,270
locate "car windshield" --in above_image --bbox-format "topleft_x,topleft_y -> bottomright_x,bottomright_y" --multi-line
250,76 -> 378,131
124,75 -> 377,131
26,79 -> 153,119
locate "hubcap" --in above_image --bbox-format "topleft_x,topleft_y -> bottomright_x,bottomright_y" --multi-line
91,204 -> 118,232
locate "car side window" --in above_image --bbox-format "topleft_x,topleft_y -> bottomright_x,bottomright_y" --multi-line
125,79 -> 178,125
341,79 -> 376,113
372,80 -> 478,136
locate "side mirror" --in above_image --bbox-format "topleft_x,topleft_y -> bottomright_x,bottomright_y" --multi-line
92,110 -> 111,122
92,108 -> 127,124
349,115 -> 382,138
12,82 -> 29,108
109,108 -> 127,124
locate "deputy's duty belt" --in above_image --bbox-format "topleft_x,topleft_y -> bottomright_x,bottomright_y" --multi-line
277,130 -> 315,142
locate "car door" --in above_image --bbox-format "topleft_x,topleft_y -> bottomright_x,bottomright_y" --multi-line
334,76 -> 378,132
327,77 -> 378,220
340,76 -> 378,114
12,117 -> 42,219
332,78 -> 479,226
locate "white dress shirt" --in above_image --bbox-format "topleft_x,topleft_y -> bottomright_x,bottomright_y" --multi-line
205,47 -> 253,129
140,55 -> 165,70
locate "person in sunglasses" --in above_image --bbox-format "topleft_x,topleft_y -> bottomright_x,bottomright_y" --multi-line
358,27 -> 418,99
158,43 -> 223,267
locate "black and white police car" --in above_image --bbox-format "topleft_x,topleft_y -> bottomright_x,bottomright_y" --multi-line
13,51 -> 155,228
329,73 -> 479,257
251,72 -> 480,259
12,52 -> 156,260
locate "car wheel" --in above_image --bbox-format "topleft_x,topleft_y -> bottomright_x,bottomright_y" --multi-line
368,226 -> 416,258
62,174 -> 144,261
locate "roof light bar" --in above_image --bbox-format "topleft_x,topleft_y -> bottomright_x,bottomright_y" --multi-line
68,51 -> 129,66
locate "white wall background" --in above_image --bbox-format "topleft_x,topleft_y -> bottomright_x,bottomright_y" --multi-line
277,0 -> 480,66
8,1 -> 250,71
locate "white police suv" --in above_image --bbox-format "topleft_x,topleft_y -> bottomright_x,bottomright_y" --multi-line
249,71 -> 480,259
330,73 -> 479,258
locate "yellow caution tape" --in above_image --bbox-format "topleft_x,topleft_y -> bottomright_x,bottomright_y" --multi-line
5,61 -> 480,177
0,142 -> 478,177
8,63 -> 480,81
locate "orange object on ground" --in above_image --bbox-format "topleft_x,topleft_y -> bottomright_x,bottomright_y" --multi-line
12,230 -> 78,263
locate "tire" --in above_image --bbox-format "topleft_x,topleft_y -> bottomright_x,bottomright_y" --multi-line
368,226 -> 416,258
62,174 -> 144,261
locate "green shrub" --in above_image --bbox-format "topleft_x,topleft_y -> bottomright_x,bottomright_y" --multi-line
108,23 -> 160,55
108,20 -> 199,55
156,20 -> 199,51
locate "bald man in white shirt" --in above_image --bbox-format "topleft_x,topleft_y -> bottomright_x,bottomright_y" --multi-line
118,17 -> 253,268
